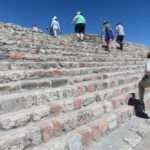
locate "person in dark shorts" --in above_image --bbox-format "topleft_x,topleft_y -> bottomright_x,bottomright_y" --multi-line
101,21 -> 114,51
72,11 -> 86,41
116,22 -> 125,50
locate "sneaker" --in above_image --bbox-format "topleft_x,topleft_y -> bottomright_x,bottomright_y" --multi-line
77,38 -> 81,42
117,46 -> 123,51
105,46 -> 109,51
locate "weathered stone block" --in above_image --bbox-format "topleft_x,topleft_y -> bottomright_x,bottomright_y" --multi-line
98,120 -> 108,136
39,120 -> 53,142
25,126 -> 42,146
32,106 -> 50,121
63,116 -> 78,132
51,70 -> 62,77
106,114 -> 117,131
52,120 -> 62,136
88,122 -> 101,141
0,54 -> 8,60
74,98 -> 83,109
83,96 -> 95,106
36,95 -> 48,105
21,82 -> 38,89
78,127 -> 92,146
0,111 -> 31,130
77,110 -> 93,125
51,79 -> 68,88
103,102 -> 113,113
65,132 -> 83,150
50,103 -> 61,117
123,133 -> 142,147
9,52 -> 24,60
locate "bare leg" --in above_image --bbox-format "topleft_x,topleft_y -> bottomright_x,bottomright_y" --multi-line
80,33 -> 84,40
53,29 -> 57,37
77,33 -> 80,39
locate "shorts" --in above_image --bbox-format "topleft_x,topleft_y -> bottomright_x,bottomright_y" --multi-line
75,23 -> 85,34
105,30 -> 114,41
116,35 -> 124,42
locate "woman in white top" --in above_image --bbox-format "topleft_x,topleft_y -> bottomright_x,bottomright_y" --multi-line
51,16 -> 60,37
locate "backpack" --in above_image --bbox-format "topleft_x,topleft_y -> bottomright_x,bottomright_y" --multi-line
128,98 -> 145,112
128,97 -> 149,119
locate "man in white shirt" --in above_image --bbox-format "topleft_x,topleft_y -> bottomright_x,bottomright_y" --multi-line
116,22 -> 125,50
139,51 -> 150,101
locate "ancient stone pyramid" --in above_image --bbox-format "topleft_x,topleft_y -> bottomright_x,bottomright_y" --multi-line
0,22 -> 150,150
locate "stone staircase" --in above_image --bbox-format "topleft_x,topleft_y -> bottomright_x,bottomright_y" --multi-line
0,22 -> 150,150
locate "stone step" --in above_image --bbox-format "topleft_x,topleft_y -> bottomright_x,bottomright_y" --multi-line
0,123 -> 42,150
0,41 -> 146,57
25,105 -> 134,150
0,65 -> 144,84
0,36 -> 148,57
0,78 -> 139,115
0,89 -> 132,132
2,44 -> 147,59
0,60 -> 146,71
0,98 -> 114,131
0,31 -> 148,52
6,50 -> 147,62
0,70 -> 142,94
88,113 -> 150,150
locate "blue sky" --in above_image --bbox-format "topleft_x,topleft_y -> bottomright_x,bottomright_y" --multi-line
0,0 -> 150,46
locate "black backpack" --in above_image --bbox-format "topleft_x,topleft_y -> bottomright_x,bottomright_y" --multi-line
128,93 -> 149,119
128,98 -> 145,113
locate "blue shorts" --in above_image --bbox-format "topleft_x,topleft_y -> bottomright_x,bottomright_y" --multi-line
105,30 -> 114,41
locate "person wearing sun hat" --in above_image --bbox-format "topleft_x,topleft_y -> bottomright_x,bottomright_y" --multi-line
72,11 -> 86,41
50,16 -> 61,37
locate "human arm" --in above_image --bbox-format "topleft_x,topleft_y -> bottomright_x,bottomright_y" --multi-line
72,16 -> 77,25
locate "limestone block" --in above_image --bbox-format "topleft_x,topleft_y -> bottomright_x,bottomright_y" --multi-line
0,97 -> 25,114
62,100 -> 75,112
25,126 -> 42,146
77,110 -> 93,125
63,116 -> 78,132
106,114 -> 117,131
103,101 -> 113,113
10,72 -> 26,81
0,54 -> 8,60
78,127 -> 92,146
0,133 -> 26,150
39,120 -> 53,143
51,79 -> 68,88
36,94 -> 48,105
91,104 -> 104,118
24,95 -> 37,108
32,106 -> 50,121
21,81 -> 38,89
83,96 -> 95,106
0,111 -> 31,130
65,132 -> 83,150
123,133 -> 142,147
119,142 -> 132,150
